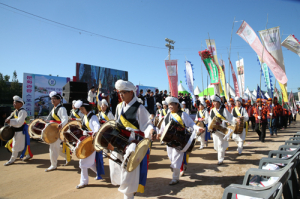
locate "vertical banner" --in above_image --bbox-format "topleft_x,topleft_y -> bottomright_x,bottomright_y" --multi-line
165,60 -> 178,98
235,58 -> 245,97
281,34 -> 300,57
229,59 -> 240,97
22,73 -> 35,117
236,21 -> 288,85
279,82 -> 288,102
219,59 -> 226,77
205,39 -> 220,66
217,65 -> 228,100
257,56 -> 273,98
184,61 -> 194,94
198,50 -> 220,84
259,27 -> 286,73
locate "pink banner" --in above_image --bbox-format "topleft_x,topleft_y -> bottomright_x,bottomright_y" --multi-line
165,60 -> 178,98
236,21 -> 288,85
229,59 -> 240,97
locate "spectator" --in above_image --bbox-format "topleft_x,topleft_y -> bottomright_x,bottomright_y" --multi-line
110,88 -> 119,115
154,89 -> 162,105
146,90 -> 155,114
138,89 -> 145,105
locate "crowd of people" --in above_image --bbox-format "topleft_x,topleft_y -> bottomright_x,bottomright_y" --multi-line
1,80 -> 299,199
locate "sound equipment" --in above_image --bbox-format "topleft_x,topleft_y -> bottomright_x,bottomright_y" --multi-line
63,103 -> 72,115
62,82 -> 88,103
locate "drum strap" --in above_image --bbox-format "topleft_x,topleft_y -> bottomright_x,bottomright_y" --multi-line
118,101 -> 140,130
83,112 -> 94,131
234,107 -> 242,117
162,108 -> 168,116
170,112 -> 185,127
50,105 -> 62,122
200,110 -> 205,119
212,108 -> 226,121
12,108 -> 26,131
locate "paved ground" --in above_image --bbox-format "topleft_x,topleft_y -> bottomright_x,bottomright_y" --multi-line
0,118 -> 299,199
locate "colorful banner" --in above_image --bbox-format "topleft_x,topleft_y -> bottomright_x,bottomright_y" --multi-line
76,63 -> 128,95
236,21 -> 288,85
257,56 -> 273,98
184,61 -> 194,94
165,60 -> 178,98
23,73 -> 69,117
259,27 -> 286,73
219,59 -> 226,76
205,39 -> 220,66
235,58 -> 245,96
198,50 -> 219,84
217,64 -> 228,100
229,59 -> 240,97
256,85 -> 267,99
274,87 -> 283,105
278,82 -> 288,103
281,34 -> 300,57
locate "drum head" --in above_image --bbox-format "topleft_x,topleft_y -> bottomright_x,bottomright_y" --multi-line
160,121 -> 171,142
157,118 -> 164,129
42,123 -> 60,144
60,120 -> 82,142
153,117 -> 159,127
93,120 -> 117,152
28,118 -> 45,138
0,126 -> 15,141
76,136 -> 95,159
126,138 -> 150,172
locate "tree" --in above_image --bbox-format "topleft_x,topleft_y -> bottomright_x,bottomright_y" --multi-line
298,87 -> 300,92
11,70 -> 21,96
4,75 -> 10,82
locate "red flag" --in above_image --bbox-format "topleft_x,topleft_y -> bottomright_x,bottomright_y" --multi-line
229,59 -> 240,97
165,60 -> 178,98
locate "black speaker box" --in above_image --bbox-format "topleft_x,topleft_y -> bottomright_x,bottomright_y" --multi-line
62,82 -> 88,103
63,103 -> 72,114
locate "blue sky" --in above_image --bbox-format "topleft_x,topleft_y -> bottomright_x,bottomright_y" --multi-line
1,0 -> 299,93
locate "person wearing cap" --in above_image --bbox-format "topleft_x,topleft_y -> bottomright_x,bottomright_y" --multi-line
181,101 -> 190,115
226,98 -> 235,113
205,99 -> 212,113
98,99 -> 114,124
69,100 -> 84,121
195,100 -> 209,149
155,102 -> 162,118
253,98 -> 268,142
110,80 -> 156,199
73,99 -> 104,189
206,95 -> 237,165
4,96 -> 33,166
247,100 -> 255,131
45,91 -> 69,172
273,97 -> 282,132
159,101 -> 169,120
87,86 -> 97,103
231,97 -> 249,155
158,96 -> 204,185
266,98 -> 276,137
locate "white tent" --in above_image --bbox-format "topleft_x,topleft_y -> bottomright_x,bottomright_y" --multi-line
226,83 -> 236,97
252,89 -> 257,100
178,83 -> 188,94
244,88 -> 255,101
194,86 -> 201,95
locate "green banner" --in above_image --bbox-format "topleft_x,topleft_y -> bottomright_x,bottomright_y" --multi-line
199,50 -> 219,84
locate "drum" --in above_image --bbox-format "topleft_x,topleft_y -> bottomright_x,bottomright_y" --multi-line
28,119 -> 46,138
234,118 -> 244,134
41,122 -> 60,144
160,120 -> 195,153
208,116 -> 235,135
157,118 -> 164,129
60,120 -> 83,142
93,120 -> 150,172
153,117 -> 159,127
195,121 -> 205,136
75,136 -> 95,159
0,125 -> 15,141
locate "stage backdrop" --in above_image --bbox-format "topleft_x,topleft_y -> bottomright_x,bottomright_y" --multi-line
23,73 -> 70,117
76,63 -> 128,95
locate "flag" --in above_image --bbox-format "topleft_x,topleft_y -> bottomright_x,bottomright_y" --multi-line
165,60 -> 178,98
229,59 -> 240,97
205,39 -> 221,66
278,82 -> 288,102
217,65 -> 228,100
198,50 -> 220,84
235,58 -> 245,96
257,85 -> 266,99
184,61 -> 194,94
236,21 -> 288,84
257,56 -> 273,98
219,59 -> 226,76
281,34 -> 300,57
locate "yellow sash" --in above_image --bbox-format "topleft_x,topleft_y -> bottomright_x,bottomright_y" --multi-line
62,142 -> 71,162
13,110 -> 18,118
101,111 -> 109,121
171,112 -> 185,127
72,109 -> 81,119
52,107 -> 61,121
199,110 -> 205,118
162,109 -> 167,116
212,108 -> 226,120
234,107 -> 242,117
119,114 -> 138,129
84,115 -> 92,131
158,109 -> 162,114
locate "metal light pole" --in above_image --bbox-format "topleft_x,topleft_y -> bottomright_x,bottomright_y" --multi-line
165,38 -> 175,94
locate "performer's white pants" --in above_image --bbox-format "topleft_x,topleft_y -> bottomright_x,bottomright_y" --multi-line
235,141 -> 243,154
212,133 -> 228,162
79,151 -> 96,185
232,130 -> 246,154
10,131 -> 25,162
49,139 -> 66,168
172,168 -> 180,180
197,133 -> 206,147
167,146 -> 184,169
124,193 -> 134,199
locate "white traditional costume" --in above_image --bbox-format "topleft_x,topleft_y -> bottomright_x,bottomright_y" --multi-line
181,101 -> 190,115
74,100 -> 104,188
110,80 -> 154,199
87,89 -> 97,103
195,105 -> 208,150
70,100 -> 84,120
231,97 -> 249,155
4,96 -> 33,165
205,95 -> 236,164
98,99 -> 114,122
159,101 -> 169,120
159,97 -> 201,185
45,91 -> 69,171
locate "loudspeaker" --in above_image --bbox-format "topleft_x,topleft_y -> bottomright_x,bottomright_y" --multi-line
62,82 -> 88,103
63,103 -> 72,114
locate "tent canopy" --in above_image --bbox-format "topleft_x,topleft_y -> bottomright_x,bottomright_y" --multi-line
194,86 -> 201,95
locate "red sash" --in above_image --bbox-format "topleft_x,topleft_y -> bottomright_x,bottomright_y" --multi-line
50,120 -> 61,124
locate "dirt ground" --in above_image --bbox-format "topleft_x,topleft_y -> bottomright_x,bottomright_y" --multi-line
0,117 -> 299,199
